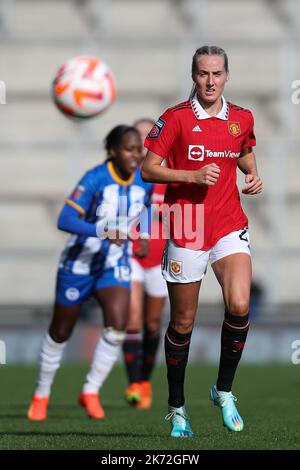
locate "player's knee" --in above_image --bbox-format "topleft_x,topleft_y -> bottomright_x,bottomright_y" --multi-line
170,305 -> 195,333
103,327 -> 126,345
129,303 -> 142,322
227,299 -> 249,317
171,317 -> 194,334
127,309 -> 142,331
105,302 -> 129,330
49,327 -> 72,343
110,316 -> 128,331
145,318 -> 161,333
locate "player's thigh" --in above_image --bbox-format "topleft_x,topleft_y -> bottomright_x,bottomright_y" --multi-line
212,253 -> 252,315
167,281 -> 202,332
144,264 -> 168,298
94,268 -> 130,330
143,264 -> 167,330
144,294 -> 166,332
127,281 -> 144,330
49,303 -> 82,342
127,258 -> 145,329
161,240 -> 207,332
210,229 -> 252,314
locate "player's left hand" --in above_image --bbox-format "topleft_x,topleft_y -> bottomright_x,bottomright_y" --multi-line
242,174 -> 263,195
103,228 -> 127,246
134,239 -> 150,258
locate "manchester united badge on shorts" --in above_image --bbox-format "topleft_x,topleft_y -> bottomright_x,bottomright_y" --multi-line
170,260 -> 182,275
228,122 -> 241,137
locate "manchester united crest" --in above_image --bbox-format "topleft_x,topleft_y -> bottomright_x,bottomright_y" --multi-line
228,122 -> 241,137
170,260 -> 182,275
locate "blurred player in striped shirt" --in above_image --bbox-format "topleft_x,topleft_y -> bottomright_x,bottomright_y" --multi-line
28,125 -> 152,421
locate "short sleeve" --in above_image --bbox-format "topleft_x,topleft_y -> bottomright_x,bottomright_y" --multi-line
66,170 -> 97,214
144,109 -> 178,158
242,112 -> 256,149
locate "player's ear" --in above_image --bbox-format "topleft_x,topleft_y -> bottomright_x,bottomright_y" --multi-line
226,71 -> 229,82
108,148 -> 117,159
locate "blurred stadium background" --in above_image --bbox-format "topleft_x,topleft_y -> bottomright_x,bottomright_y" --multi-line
0,0 -> 300,365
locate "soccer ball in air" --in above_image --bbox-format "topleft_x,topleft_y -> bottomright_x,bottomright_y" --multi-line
52,55 -> 116,119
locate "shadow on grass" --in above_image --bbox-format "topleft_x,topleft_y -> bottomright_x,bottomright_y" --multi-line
0,431 -> 152,438
0,403 -> 147,420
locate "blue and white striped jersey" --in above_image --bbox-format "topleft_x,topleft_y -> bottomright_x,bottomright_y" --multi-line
59,161 -> 153,275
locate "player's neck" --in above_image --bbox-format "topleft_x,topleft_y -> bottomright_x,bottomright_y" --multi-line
197,94 -> 223,117
112,161 -> 131,181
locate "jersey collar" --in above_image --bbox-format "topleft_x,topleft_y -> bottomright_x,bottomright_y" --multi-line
191,94 -> 229,121
107,161 -> 135,186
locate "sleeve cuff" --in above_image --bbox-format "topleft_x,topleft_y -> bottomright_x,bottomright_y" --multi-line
96,220 -> 108,239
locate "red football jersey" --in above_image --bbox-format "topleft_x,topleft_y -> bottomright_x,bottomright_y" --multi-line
144,96 -> 256,250
133,183 -> 167,269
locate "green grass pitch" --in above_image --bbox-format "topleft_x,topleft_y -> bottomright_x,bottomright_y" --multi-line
0,363 -> 299,450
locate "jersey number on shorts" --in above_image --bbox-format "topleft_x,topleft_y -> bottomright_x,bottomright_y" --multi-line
239,228 -> 250,249
239,229 -> 248,243
114,266 -> 130,282
161,244 -> 168,271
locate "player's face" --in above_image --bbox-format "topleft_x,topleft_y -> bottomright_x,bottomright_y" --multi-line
192,55 -> 229,104
135,121 -> 154,160
115,131 -> 143,177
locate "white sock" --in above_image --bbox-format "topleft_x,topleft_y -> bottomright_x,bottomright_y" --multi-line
82,328 -> 125,394
34,333 -> 67,397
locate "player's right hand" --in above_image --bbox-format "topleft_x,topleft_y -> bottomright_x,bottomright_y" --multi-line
192,164 -> 220,186
133,239 -> 150,258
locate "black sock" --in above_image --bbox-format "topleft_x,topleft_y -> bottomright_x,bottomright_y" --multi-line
217,310 -> 250,392
122,330 -> 142,384
141,328 -> 161,381
165,323 -> 192,408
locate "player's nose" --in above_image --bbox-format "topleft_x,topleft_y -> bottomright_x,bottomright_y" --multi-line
207,74 -> 214,86
132,149 -> 142,161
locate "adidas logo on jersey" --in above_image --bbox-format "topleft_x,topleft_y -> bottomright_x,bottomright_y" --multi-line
192,125 -> 202,132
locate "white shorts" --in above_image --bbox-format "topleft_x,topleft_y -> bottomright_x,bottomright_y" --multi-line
162,228 -> 251,283
131,258 -> 168,297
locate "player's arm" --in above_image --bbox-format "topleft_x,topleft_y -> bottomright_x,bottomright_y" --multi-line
141,150 -> 220,186
58,170 -> 107,238
57,203 -> 106,237
238,147 -> 263,195
58,204 -> 126,244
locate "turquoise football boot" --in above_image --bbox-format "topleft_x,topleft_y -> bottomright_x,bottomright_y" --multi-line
210,384 -> 244,432
165,405 -> 194,437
